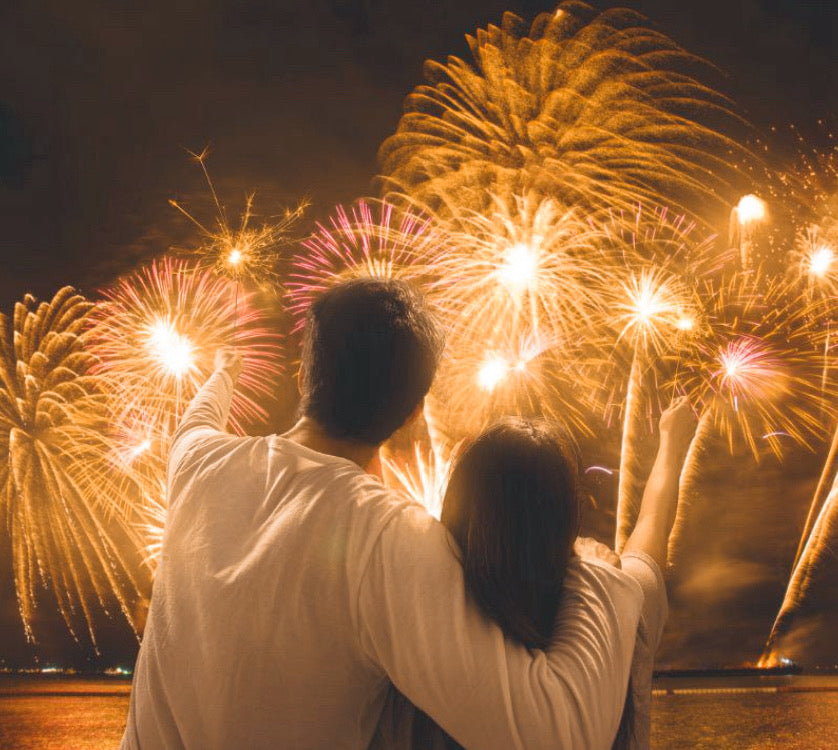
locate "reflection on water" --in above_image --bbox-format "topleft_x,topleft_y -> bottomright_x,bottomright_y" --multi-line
1,676 -> 837,749
0,677 -> 131,750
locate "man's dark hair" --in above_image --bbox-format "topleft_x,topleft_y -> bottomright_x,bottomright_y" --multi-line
300,278 -> 444,445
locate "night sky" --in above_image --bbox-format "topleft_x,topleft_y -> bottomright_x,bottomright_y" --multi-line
1,0 -> 836,669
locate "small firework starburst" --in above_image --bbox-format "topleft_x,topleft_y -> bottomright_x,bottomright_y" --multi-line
170,149 -> 307,291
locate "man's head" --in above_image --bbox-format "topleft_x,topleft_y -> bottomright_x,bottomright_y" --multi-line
299,278 -> 444,445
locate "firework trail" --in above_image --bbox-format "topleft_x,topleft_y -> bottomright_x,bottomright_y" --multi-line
666,410 -> 714,564
0,287 -> 150,645
286,199 -> 444,331
87,258 -> 283,442
170,148 -> 307,296
760,465 -> 838,665
379,2 -> 748,226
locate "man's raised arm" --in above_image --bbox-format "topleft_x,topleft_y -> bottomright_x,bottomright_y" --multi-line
168,350 -> 242,479
357,507 -> 644,750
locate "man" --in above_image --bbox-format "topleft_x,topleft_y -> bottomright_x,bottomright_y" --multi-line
122,278 -> 644,749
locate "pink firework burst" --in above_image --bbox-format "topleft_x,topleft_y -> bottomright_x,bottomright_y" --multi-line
88,258 -> 283,440
286,199 -> 445,330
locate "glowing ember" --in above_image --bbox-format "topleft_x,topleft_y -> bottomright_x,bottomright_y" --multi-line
478,354 -> 511,391
736,194 -> 767,225
130,438 -> 153,458
809,245 -> 834,278
228,248 -> 244,266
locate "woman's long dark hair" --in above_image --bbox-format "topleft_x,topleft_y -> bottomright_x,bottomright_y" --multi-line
440,419 -> 581,648
431,419 -> 634,750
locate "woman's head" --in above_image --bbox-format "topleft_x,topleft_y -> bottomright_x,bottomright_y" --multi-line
440,419 -> 581,649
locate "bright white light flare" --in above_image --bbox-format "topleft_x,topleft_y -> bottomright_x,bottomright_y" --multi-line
478,354 -> 511,391
809,245 -> 834,279
497,242 -> 539,295
147,320 -> 195,378
736,194 -> 767,225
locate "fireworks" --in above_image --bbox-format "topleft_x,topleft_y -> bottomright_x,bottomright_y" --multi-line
608,265 -> 699,551
431,195 -> 608,343
0,287 -> 150,644
87,258 -> 283,440
792,227 -> 838,297
613,268 -> 695,355
379,2 -> 747,225
381,443 -> 454,520
170,149 -> 306,291
287,199 -> 444,329
414,195 -> 609,448
677,270 -> 832,459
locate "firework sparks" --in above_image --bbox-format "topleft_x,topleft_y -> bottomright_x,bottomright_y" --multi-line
735,194 -> 768,226
379,2 -> 748,226
87,258 -> 283,440
170,149 -> 306,291
381,443 -> 454,520
430,195 -> 608,345
808,244 -> 835,279
614,268 -> 695,355
432,321 -> 593,444
287,199 -> 444,330
594,208 -> 716,551
0,288 -> 150,644
677,271 -> 832,459
477,353 -> 514,392
135,480 -> 167,571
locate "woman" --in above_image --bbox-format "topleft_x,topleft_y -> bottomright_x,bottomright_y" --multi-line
372,398 -> 695,750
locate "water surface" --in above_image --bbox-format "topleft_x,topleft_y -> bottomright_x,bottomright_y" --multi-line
1,675 -> 837,749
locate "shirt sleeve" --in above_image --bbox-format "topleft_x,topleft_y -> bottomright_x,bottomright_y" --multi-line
167,369 -> 235,504
620,551 -> 668,750
620,552 -> 667,656
356,506 -> 644,750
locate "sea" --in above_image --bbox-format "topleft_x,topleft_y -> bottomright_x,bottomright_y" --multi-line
1,674 -> 837,749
